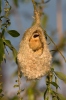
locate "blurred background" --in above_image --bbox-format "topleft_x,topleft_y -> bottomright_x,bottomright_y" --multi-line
0,0 -> 66,100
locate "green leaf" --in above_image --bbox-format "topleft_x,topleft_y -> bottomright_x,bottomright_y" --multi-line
14,85 -> 19,88
51,82 -> 60,89
3,39 -> 17,62
0,0 -> 1,14
57,93 -> 66,100
1,29 -> 5,37
0,38 -> 4,63
8,30 -> 20,37
53,60 -> 62,66
51,91 -> 59,100
0,16 -> 4,19
52,91 -> 66,100
55,72 -> 66,83
3,39 -> 13,49
12,48 -> 17,63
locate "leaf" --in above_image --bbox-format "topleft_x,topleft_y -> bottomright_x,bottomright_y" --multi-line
3,39 -> 13,49
14,85 -> 19,88
57,93 -> 66,100
44,0 -> 51,3
12,48 -> 17,63
3,39 -> 17,62
51,82 -> 60,89
55,71 -> 66,83
52,91 -> 66,100
0,0 -> 1,14
1,29 -> 5,37
51,91 -> 59,100
0,16 -> 4,19
8,30 -> 20,37
0,38 -> 4,63
53,60 -> 62,66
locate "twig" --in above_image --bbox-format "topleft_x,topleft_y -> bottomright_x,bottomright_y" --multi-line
55,76 -> 58,93
45,33 -> 66,62
32,0 -> 36,12
44,0 -> 51,4
18,65 -> 22,100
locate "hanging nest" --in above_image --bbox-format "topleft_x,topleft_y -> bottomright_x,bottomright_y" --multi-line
17,1 -> 52,79
17,23 -> 52,79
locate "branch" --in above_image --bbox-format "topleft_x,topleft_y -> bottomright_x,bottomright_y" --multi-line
44,0 -> 51,3
45,33 -> 66,62
32,0 -> 36,12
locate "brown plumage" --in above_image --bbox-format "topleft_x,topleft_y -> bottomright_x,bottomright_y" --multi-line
29,32 -> 42,51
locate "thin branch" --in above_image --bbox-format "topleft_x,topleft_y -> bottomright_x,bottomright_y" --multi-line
44,0 -> 51,4
32,0 -> 36,12
46,33 -> 66,62
18,66 -> 22,100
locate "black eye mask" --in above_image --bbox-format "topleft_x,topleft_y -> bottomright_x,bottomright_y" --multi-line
33,34 -> 39,38
33,30 -> 39,38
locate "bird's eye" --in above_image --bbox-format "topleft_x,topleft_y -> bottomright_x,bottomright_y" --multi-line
33,34 -> 39,38
33,30 -> 40,38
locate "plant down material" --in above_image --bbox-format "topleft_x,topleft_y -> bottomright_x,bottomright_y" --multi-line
17,2 -> 52,79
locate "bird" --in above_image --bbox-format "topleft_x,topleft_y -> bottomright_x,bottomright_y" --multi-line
29,30 -> 43,52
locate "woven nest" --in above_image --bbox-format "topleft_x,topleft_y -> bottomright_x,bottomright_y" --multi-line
17,24 -> 52,79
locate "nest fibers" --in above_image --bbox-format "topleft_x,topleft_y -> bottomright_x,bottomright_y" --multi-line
17,23 -> 52,79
